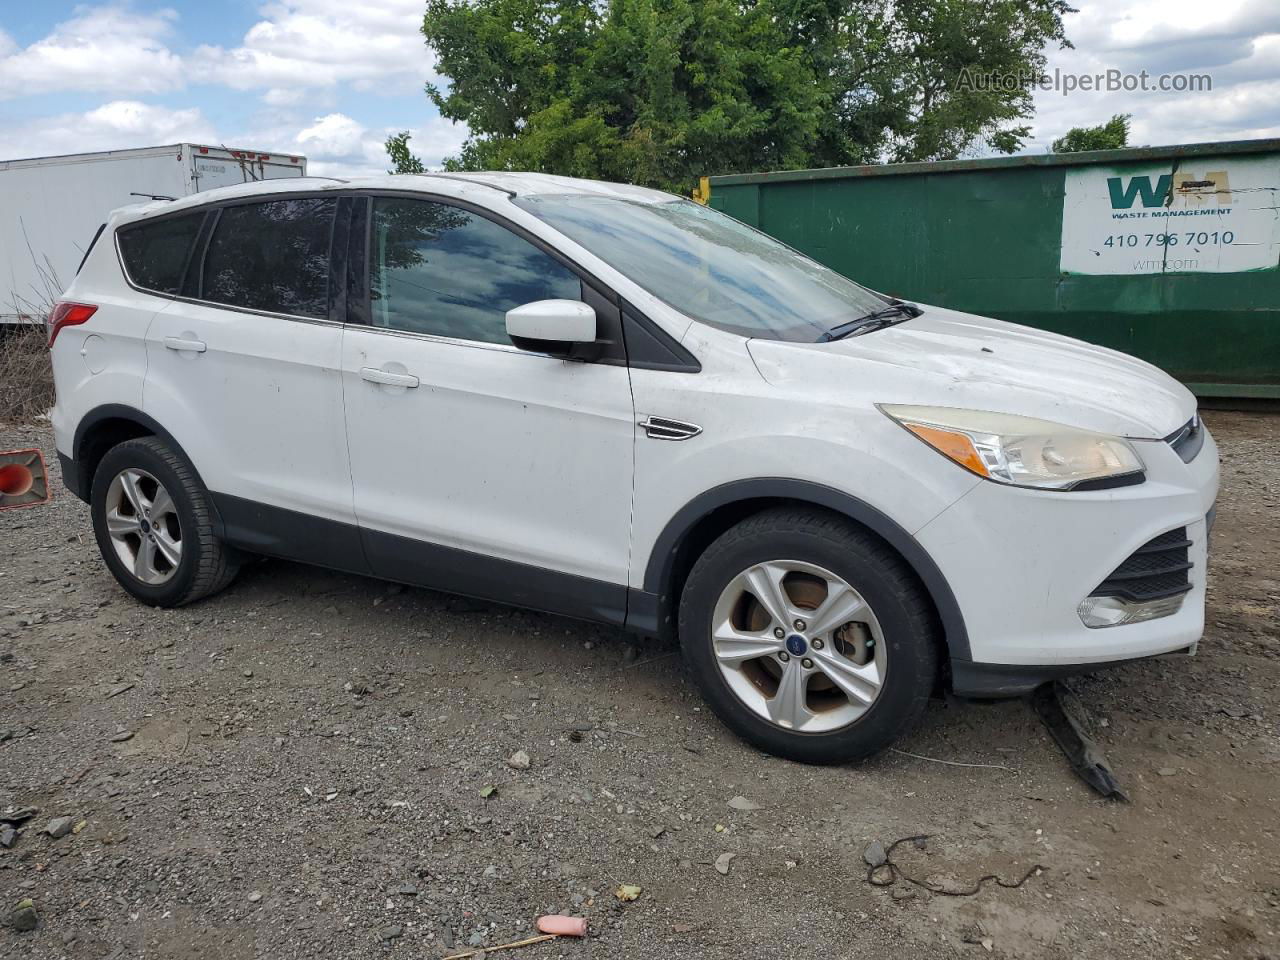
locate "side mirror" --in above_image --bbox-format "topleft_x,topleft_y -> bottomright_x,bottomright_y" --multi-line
506,300 -> 598,360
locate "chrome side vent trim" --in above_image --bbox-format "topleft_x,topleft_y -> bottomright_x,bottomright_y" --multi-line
639,415 -> 702,441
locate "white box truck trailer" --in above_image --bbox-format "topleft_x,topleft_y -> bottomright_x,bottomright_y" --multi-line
1,144 -> 308,322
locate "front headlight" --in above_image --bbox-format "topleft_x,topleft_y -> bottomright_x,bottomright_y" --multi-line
880,405 -> 1145,490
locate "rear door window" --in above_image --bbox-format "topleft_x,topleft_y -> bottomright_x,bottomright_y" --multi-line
202,198 -> 337,319
117,213 -> 205,294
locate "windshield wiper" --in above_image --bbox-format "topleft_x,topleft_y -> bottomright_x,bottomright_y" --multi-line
817,301 -> 921,342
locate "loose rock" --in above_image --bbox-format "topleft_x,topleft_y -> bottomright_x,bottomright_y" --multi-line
45,816 -> 74,839
863,840 -> 887,868
0,807 -> 38,826
727,796 -> 762,811
507,749 -> 530,770
715,852 -> 736,875
9,899 -> 38,932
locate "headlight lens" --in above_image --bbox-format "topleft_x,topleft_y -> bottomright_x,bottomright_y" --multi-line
880,405 -> 1145,490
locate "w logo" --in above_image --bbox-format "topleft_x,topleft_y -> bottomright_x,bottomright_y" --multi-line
1107,171 -> 1231,209
1107,175 -> 1171,209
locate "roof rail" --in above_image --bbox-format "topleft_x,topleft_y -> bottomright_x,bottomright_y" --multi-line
290,175 -> 349,184
415,173 -> 517,198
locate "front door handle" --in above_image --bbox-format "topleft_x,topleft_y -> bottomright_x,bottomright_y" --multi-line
164,336 -> 206,353
360,367 -> 419,388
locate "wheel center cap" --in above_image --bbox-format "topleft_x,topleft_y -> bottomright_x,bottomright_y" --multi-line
139,518 -> 152,534
785,634 -> 808,657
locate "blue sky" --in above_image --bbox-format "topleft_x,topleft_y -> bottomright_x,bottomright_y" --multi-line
1,1 -> 1277,177
0,1 -> 466,175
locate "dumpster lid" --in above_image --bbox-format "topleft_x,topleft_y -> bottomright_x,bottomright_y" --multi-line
706,138 -> 1280,186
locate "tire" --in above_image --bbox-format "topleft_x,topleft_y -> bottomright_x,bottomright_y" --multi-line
90,436 -> 240,607
678,506 -> 939,764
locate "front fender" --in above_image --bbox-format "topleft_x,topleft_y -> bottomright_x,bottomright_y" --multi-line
638,476 -> 974,662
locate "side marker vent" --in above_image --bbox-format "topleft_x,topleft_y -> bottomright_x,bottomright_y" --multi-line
639,416 -> 702,441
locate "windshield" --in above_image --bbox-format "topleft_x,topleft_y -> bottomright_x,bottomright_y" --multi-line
513,195 -> 889,342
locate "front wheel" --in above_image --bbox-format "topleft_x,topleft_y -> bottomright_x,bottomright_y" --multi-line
678,507 -> 939,763
90,437 -> 239,607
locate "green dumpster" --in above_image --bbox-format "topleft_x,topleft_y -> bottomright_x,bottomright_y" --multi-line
705,139 -> 1280,399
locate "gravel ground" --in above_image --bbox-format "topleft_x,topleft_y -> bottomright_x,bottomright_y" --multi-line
2,411 -> 1277,960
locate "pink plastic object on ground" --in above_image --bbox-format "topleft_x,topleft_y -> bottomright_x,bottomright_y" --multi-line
536,915 -> 588,937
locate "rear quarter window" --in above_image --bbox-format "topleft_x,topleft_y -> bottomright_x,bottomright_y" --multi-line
117,213 -> 205,294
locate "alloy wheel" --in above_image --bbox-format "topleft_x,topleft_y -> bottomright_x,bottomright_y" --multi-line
104,468 -> 183,585
710,559 -> 886,733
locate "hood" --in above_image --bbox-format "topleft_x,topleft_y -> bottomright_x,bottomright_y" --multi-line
746,305 -> 1195,439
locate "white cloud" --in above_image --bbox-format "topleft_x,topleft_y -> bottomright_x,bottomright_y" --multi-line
192,0 -> 434,96
259,111 -> 468,176
0,2 -> 433,103
0,6 -> 184,100
0,98 -> 468,177
1027,0 -> 1280,150
295,112 -> 368,157
263,87 -> 307,106
0,101 -> 216,160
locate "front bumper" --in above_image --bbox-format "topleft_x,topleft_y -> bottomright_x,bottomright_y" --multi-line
918,425 -> 1218,687
949,648 -> 1197,697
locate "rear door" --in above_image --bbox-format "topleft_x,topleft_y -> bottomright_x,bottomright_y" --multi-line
339,193 -> 635,622
140,194 -> 364,570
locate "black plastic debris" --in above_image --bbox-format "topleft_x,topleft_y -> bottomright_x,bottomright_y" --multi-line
1031,681 -> 1128,801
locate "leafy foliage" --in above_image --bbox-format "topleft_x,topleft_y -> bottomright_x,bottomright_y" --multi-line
386,131 -> 427,174
1051,114 -> 1131,153
406,0 -> 1074,190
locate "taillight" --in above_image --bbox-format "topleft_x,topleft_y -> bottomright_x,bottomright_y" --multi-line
47,302 -> 97,348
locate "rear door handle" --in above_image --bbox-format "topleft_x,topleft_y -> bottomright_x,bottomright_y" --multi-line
360,367 -> 419,388
164,337 -> 206,353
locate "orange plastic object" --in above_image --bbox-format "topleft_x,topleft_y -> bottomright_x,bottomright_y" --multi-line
536,915 -> 588,937
904,424 -> 990,478
0,449 -> 49,511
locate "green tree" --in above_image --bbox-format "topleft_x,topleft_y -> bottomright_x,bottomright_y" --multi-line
385,131 -> 426,173
406,0 -> 1074,190
1051,113 -> 1130,153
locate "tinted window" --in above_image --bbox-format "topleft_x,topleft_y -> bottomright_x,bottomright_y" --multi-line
203,198 -> 336,318
118,213 -> 204,294
515,195 -> 889,342
371,198 -> 580,343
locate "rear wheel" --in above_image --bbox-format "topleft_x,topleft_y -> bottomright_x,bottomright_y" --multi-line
679,507 -> 938,763
90,437 -> 239,607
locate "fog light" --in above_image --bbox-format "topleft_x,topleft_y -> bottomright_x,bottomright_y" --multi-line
1077,594 -> 1186,629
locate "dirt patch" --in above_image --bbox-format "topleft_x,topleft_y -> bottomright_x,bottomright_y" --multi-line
1,412 -> 1277,959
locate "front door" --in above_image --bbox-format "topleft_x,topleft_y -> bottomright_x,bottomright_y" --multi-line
340,195 -> 635,622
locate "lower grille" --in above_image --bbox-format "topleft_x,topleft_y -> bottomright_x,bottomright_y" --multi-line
1090,527 -> 1192,603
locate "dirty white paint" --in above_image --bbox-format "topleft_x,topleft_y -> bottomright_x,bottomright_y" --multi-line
1060,155 -> 1280,275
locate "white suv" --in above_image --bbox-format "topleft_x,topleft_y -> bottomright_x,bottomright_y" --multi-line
50,174 -> 1218,763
